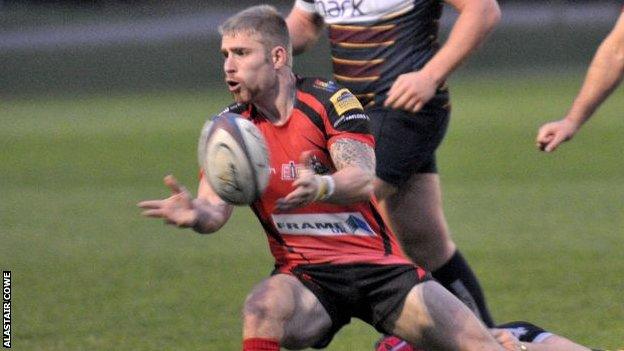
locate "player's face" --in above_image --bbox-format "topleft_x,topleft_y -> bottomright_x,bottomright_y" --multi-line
221,33 -> 277,104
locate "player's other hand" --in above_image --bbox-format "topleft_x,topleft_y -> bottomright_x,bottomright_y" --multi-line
536,118 -> 580,152
490,329 -> 526,351
384,70 -> 438,113
137,175 -> 198,228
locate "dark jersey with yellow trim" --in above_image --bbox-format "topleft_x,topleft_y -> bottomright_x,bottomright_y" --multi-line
295,0 -> 449,107
216,76 -> 411,271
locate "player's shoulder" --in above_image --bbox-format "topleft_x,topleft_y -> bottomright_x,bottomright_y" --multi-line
297,76 -> 342,99
296,76 -> 363,115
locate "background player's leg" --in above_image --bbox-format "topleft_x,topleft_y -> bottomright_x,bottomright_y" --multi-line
375,173 -> 494,326
242,274 -> 332,350
391,280 -> 503,351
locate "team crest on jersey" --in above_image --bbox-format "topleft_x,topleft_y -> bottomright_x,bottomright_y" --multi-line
330,88 -> 363,115
313,79 -> 339,92
281,161 -> 301,181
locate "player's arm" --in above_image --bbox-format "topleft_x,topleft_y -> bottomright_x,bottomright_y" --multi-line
385,0 -> 500,112
536,12 -> 624,152
286,1 -> 325,55
138,174 -> 233,234
325,138 -> 376,204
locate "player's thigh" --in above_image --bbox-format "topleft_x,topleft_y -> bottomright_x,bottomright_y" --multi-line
382,173 -> 456,268
243,274 -> 332,349
392,280 -> 500,351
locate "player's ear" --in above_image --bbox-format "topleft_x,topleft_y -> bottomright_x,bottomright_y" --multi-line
271,46 -> 288,68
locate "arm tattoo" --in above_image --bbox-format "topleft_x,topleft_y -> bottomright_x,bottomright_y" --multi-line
330,138 -> 375,174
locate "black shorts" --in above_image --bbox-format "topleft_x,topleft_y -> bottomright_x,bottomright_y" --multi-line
367,101 -> 450,187
285,263 -> 430,349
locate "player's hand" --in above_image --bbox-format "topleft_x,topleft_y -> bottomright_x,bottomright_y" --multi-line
536,118 -> 580,152
275,167 -> 322,211
384,70 -> 438,113
490,329 -> 527,351
137,175 -> 198,228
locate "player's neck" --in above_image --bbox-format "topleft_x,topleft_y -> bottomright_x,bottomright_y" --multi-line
254,71 -> 296,125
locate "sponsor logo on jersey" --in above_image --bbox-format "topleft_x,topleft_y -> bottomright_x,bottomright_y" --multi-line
314,0 -> 366,18
333,112 -> 369,128
313,79 -> 339,92
272,212 -> 375,236
330,88 -> 363,116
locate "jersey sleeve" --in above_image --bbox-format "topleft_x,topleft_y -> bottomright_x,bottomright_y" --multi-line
294,0 -> 317,13
324,87 -> 374,148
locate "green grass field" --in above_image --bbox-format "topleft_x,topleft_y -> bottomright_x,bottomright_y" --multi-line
1,73 -> 623,350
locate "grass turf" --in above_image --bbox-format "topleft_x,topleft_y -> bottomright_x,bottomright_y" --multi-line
1,73 -> 622,350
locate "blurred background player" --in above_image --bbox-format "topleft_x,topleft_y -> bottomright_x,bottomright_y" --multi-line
286,0 -> 501,329
536,10 -> 624,152
139,5 -> 505,351
378,321 -> 615,351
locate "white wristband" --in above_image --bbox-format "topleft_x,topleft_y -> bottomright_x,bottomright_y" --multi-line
315,175 -> 335,201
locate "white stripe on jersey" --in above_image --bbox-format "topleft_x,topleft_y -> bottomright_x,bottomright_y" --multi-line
295,0 -> 415,24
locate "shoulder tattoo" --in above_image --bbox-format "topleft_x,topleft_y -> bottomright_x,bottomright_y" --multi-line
330,138 -> 375,174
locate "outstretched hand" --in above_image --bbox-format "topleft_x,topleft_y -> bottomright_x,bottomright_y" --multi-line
536,118 -> 580,152
137,175 -> 197,228
384,70 -> 438,113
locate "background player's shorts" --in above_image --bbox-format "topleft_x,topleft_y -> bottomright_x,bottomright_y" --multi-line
287,263 -> 429,349
367,102 -> 449,187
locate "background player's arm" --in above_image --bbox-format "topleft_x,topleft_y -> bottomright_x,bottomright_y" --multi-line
286,3 -> 325,55
138,174 -> 234,234
536,12 -> 624,152
385,0 -> 500,112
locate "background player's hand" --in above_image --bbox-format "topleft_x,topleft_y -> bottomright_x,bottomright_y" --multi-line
536,118 -> 580,152
137,175 -> 198,227
490,329 -> 526,351
384,70 -> 438,113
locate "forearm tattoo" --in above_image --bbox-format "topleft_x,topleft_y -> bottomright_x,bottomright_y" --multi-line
330,138 -> 375,174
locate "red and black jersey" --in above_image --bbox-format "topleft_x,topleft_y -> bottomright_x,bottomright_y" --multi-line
218,76 -> 411,272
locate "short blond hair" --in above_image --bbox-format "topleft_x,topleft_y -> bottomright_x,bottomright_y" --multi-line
219,5 -> 292,65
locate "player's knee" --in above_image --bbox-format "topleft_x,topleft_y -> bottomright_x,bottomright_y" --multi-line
242,292 -> 290,328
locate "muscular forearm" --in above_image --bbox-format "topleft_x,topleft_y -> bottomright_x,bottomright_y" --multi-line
565,38 -> 624,126
423,0 -> 500,84
325,167 -> 374,205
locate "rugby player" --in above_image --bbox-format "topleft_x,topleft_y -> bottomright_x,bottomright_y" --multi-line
139,5 -> 505,351
377,321 -> 617,351
286,0 -> 501,329
537,10 -> 624,152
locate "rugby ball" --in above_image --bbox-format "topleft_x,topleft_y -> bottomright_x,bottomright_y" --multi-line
198,113 -> 270,205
